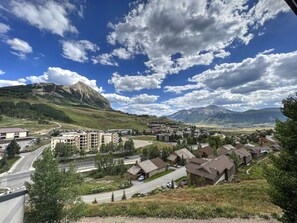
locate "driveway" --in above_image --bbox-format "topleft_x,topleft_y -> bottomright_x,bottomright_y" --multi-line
82,166 -> 186,203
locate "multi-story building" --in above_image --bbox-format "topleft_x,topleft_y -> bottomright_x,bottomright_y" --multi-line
0,128 -> 29,141
51,131 -> 119,151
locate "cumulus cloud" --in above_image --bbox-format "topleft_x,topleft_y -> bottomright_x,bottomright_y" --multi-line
92,53 -> 118,66
0,69 -> 5,75
117,103 -> 175,116
7,0 -> 79,36
111,47 -> 132,60
108,72 -> 164,92
25,67 -> 103,92
0,79 -> 26,87
164,84 -> 203,94
104,93 -> 158,104
6,38 -> 33,59
107,0 -> 289,78
162,50 -> 297,113
61,40 -> 99,63
0,23 -> 10,34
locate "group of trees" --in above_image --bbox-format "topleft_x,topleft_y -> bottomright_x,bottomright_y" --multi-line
0,101 -> 72,123
95,152 -> 126,177
0,139 -> 20,168
100,139 -> 135,154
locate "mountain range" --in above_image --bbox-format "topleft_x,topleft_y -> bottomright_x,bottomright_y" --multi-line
167,105 -> 286,125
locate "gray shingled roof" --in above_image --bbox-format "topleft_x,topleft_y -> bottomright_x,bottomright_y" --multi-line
138,160 -> 158,173
174,148 -> 195,160
0,128 -> 28,134
127,165 -> 142,175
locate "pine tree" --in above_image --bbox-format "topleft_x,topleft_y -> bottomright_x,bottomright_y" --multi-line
122,190 -> 127,200
26,148 -> 85,222
111,192 -> 114,202
264,94 -> 297,222
0,149 -> 7,168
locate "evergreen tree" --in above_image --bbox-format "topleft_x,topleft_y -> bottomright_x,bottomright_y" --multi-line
0,149 -> 7,168
111,192 -> 114,202
25,148 -> 85,223
122,190 -> 127,200
6,139 -> 20,159
264,94 -> 297,223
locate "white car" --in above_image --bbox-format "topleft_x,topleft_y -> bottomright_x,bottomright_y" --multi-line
138,175 -> 145,181
166,181 -> 177,189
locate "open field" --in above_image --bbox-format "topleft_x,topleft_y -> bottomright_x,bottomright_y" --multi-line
84,180 -> 280,220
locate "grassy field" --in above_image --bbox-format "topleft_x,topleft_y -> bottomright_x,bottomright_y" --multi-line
131,135 -> 157,141
0,156 -> 21,174
144,169 -> 174,182
75,175 -> 132,195
85,180 -> 280,219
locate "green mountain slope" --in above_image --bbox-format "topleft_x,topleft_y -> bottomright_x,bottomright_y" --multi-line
0,83 -> 174,131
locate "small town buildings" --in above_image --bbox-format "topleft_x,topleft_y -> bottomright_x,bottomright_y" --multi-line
186,155 -> 235,187
51,131 -> 119,151
197,146 -> 214,158
217,145 -> 252,166
167,148 -> 195,165
127,157 -> 167,180
0,128 -> 29,141
249,146 -> 269,159
156,133 -> 174,142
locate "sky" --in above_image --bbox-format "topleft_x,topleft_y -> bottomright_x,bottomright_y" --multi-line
0,0 -> 297,116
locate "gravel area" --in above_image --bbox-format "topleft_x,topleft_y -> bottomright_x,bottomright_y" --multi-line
79,217 -> 279,223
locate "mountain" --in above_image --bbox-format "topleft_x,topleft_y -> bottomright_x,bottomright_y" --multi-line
0,82 -> 111,109
167,105 -> 286,125
0,82 -> 176,131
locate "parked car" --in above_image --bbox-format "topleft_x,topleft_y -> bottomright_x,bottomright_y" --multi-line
138,175 -> 145,181
166,181 -> 177,189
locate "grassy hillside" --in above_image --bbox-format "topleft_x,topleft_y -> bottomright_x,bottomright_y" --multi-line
85,180 -> 280,220
0,96 -> 174,131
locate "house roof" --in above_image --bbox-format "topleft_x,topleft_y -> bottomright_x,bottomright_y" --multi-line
198,146 -> 213,156
151,157 -> 167,169
222,144 -> 236,150
235,148 -> 251,157
174,148 -> 195,160
0,128 -> 28,134
186,155 -> 234,181
189,157 -> 208,165
234,143 -> 244,149
138,160 -> 158,174
167,154 -> 177,162
127,165 -> 142,175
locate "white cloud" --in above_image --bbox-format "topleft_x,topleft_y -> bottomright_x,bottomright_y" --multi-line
61,40 -> 99,63
92,53 -> 118,66
162,50 -> 297,113
164,84 -> 203,94
0,69 -> 5,75
108,72 -> 164,92
0,79 -> 25,87
6,38 -> 32,59
107,0 -> 289,78
8,0 -> 78,36
0,23 -> 10,34
25,67 -> 103,92
104,93 -> 158,104
117,103 -> 175,116
111,47 -> 132,60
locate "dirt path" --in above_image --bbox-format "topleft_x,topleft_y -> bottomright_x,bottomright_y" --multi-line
80,217 -> 279,223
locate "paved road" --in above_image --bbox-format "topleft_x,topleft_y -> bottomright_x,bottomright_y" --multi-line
82,166 -> 187,203
12,144 -> 49,173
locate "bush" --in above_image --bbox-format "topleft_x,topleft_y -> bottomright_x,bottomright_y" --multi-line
93,172 -> 104,179
132,193 -> 145,198
91,187 -> 105,194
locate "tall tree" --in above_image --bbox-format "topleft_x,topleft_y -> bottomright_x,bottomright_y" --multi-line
26,148 -> 85,223
6,139 -> 20,159
264,94 -> 297,223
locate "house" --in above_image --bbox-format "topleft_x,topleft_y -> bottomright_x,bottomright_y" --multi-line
217,144 -> 236,156
230,148 -> 252,165
234,143 -> 244,149
156,133 -> 174,142
249,146 -> 269,159
186,155 -> 235,187
197,146 -> 213,158
127,157 -> 167,180
167,148 -> 195,165
0,128 -> 29,141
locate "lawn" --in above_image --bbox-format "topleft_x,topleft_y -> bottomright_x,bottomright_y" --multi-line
144,169 -> 174,182
0,156 -> 21,174
74,175 -> 132,195
85,180 -> 280,219
131,135 -> 157,141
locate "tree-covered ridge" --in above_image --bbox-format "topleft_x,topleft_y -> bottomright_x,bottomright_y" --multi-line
0,101 -> 72,123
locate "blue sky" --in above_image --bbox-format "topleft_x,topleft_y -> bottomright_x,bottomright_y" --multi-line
0,0 -> 296,116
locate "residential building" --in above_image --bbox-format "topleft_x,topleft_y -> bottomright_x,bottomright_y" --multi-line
186,155 -> 235,187
156,133 -> 174,142
197,146 -> 214,158
218,145 -> 252,166
167,148 -> 195,165
127,157 -> 167,180
0,128 -> 29,141
249,146 -> 269,159
51,131 -> 119,151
